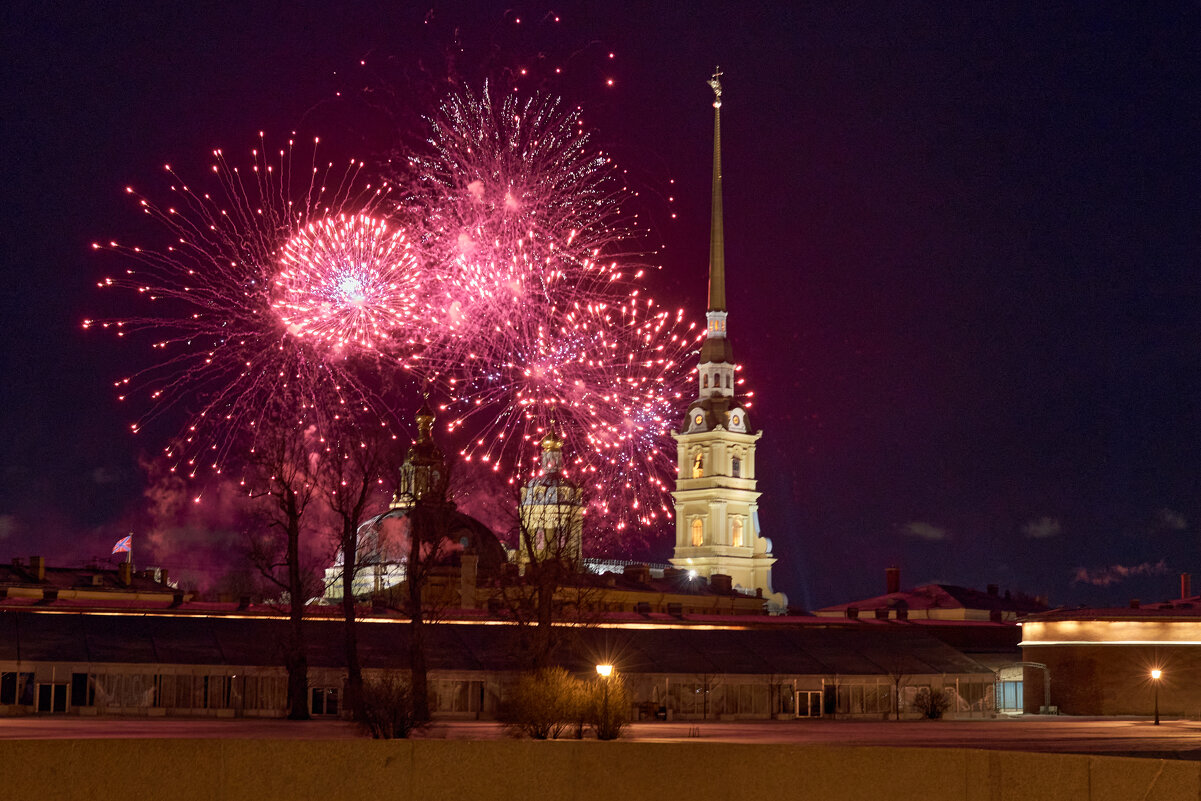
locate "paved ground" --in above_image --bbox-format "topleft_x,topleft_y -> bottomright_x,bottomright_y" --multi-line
2,716 -> 1201,759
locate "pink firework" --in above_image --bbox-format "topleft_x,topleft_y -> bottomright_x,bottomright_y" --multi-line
393,87 -> 699,541
273,213 -> 421,351
87,136 -> 400,480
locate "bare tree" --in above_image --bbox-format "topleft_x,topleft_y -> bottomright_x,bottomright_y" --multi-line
317,415 -> 396,721
244,418 -> 326,720
492,434 -> 596,670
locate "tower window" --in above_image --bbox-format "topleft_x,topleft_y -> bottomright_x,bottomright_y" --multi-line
692,452 -> 704,478
731,456 -> 741,478
703,374 -> 709,388
725,374 -> 731,388
691,519 -> 704,547
732,518 -> 744,548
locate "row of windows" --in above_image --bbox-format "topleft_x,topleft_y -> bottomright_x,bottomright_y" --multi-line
2,671 -> 287,712
701,372 -> 732,390
4,671 -> 1000,719
689,517 -> 745,547
690,452 -> 744,479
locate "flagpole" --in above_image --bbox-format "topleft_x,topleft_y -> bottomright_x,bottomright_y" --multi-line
127,533 -> 132,566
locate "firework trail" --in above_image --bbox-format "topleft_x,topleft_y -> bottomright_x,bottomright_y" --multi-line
394,87 -> 700,541
87,136 -> 406,483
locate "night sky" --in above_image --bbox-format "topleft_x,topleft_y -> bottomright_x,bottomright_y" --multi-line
3,2 -> 1200,610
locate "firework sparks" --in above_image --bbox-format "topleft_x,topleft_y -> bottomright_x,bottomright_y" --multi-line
87,136 -> 399,479
393,87 -> 700,542
273,213 -> 421,351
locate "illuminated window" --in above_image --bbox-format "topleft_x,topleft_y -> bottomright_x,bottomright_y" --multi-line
732,519 -> 744,547
731,456 -> 741,478
703,374 -> 709,388
691,519 -> 704,546
692,452 -> 704,478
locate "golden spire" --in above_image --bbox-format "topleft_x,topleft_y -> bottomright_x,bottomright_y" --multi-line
707,66 -> 725,313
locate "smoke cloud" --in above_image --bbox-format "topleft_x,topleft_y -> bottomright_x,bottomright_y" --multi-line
1071,559 -> 1170,587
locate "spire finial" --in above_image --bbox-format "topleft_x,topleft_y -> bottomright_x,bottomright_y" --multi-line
708,66 -> 723,108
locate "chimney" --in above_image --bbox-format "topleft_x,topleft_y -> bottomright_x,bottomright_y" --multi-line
845,606 -> 859,620
117,562 -> 132,586
1130,598 -> 1141,609
460,553 -> 479,610
709,573 -> 733,594
171,591 -> 185,608
623,564 -> 651,584
159,568 -> 169,588
237,595 -> 251,611
30,556 -> 45,581
986,584 -> 999,597
1182,573 -> 1192,600
885,566 -> 900,595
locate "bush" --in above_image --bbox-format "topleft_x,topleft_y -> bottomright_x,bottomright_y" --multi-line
359,673 -> 427,739
912,687 -> 952,720
500,667 -> 582,739
589,675 -> 631,740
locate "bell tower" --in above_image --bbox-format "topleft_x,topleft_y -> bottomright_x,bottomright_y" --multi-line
671,69 -> 786,613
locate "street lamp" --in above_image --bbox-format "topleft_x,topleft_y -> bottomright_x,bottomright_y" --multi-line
1151,669 -> 1162,725
597,664 -> 614,737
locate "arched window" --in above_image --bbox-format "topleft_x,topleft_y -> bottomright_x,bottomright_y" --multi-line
691,519 -> 704,547
731,456 -> 741,478
732,519 -> 744,548
702,373 -> 709,388
692,452 -> 704,478
726,374 -> 731,388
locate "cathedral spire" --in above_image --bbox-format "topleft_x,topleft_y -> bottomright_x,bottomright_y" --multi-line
699,67 -> 734,372
707,66 -> 725,314
701,66 -> 720,312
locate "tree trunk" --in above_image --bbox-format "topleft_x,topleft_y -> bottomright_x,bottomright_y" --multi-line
341,528 -> 364,721
408,508 -> 431,722
284,496 -> 310,720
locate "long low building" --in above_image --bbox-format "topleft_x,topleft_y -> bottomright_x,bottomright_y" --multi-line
1020,602 -> 1201,716
0,606 -> 1001,721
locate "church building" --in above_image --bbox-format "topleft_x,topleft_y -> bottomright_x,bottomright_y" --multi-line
670,70 -> 787,613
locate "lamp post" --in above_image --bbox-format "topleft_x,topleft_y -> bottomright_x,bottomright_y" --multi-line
1151,669 -> 1162,725
596,664 -> 613,737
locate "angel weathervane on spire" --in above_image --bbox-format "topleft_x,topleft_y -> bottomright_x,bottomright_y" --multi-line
708,66 -> 723,108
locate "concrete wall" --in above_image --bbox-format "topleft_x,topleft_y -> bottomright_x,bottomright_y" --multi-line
3,739 -> 1199,801
1025,644 -> 1201,716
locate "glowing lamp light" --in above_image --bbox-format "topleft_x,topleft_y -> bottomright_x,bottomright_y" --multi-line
596,664 -> 614,678
1151,669 -> 1162,680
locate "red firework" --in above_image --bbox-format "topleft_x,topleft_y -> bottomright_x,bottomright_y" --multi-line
87,136 -> 400,480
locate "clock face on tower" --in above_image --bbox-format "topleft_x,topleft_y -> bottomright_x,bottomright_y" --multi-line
694,413 -> 704,427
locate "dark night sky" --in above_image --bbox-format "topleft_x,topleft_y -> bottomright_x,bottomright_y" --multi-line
2,2 -> 1200,609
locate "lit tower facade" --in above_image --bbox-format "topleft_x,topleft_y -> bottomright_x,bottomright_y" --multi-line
671,69 -> 786,612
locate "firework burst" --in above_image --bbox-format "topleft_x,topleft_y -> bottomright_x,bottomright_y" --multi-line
392,87 -> 699,541
87,136 -> 402,481
273,212 -> 421,351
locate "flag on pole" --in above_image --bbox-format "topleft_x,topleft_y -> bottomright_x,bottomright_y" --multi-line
112,534 -> 132,555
